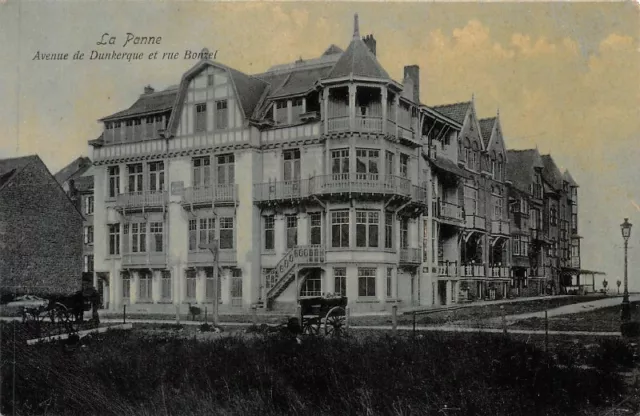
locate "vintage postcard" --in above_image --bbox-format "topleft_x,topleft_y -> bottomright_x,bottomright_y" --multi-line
1,1 -> 639,415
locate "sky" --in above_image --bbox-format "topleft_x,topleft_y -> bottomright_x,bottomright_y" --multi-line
0,1 -> 638,288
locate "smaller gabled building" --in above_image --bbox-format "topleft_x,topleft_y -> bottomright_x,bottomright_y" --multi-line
0,155 -> 84,298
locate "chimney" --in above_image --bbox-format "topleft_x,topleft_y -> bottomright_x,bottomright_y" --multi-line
403,65 -> 420,103
362,34 -> 377,56
144,85 -> 155,95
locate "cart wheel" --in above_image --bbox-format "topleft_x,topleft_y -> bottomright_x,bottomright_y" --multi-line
302,317 -> 320,336
324,306 -> 346,337
54,303 -> 78,335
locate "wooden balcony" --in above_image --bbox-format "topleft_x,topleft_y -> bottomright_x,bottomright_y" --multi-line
411,185 -> 428,206
355,116 -> 382,132
489,266 -> 511,278
491,220 -> 510,235
313,173 -> 411,198
438,260 -> 458,277
253,179 -> 312,203
465,215 -> 486,230
399,248 -> 421,265
115,191 -> 167,211
327,116 -> 350,133
122,252 -> 166,268
182,184 -> 237,207
461,264 -> 485,278
437,201 -> 464,224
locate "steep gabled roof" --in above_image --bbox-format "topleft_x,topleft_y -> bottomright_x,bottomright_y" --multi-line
99,87 -> 178,122
325,15 -> 390,80
563,170 -> 578,187
0,155 -> 38,192
256,65 -> 333,99
541,154 -> 564,191
430,101 -> 471,125
54,156 -> 92,185
505,149 -> 543,193
479,117 -> 496,149
323,44 -> 344,56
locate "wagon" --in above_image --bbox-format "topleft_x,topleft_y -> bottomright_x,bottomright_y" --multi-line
299,295 -> 348,336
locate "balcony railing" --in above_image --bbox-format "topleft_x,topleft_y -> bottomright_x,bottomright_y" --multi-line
571,256 -> 580,268
399,248 -> 421,265
355,116 -> 382,132
438,260 -> 458,277
183,184 -> 237,205
465,215 -> 486,230
438,201 -> 464,222
187,249 -> 237,266
461,263 -> 485,278
122,252 -> 166,268
411,185 -> 428,206
327,116 -> 350,133
489,266 -> 511,278
314,173 -> 411,197
491,220 -> 510,235
115,190 -> 167,209
398,125 -> 414,141
253,179 -> 312,202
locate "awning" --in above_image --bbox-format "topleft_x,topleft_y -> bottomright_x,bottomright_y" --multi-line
426,154 -> 471,179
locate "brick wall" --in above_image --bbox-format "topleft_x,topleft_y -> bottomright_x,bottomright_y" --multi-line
0,159 -> 83,297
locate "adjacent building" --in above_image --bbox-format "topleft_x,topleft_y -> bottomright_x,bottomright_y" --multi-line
0,155 -> 84,298
89,15 -> 583,313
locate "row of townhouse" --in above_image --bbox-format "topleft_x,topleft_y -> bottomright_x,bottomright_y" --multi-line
85,15 -> 582,313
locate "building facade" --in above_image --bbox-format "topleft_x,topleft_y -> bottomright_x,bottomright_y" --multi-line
90,15 -> 582,313
0,155 -> 84,298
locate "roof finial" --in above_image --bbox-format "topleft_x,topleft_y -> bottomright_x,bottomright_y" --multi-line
471,92 -> 475,103
353,13 -> 360,38
497,106 -> 500,116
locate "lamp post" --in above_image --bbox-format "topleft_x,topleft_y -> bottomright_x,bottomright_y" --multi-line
621,218 -> 632,322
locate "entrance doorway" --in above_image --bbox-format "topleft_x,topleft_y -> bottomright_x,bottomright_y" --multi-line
438,281 -> 447,306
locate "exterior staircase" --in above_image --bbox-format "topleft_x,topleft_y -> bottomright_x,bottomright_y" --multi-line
257,245 -> 325,310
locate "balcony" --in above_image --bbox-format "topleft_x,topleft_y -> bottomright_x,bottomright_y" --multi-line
411,185 -> 428,206
314,173 -> 411,198
187,249 -> 237,266
491,220 -> 510,235
489,266 -> 511,278
399,248 -> 421,265
253,179 -> 312,203
115,191 -> 167,211
122,252 -> 166,268
438,260 -> 458,277
437,201 -> 464,223
355,116 -> 382,132
182,184 -> 237,207
461,263 -> 485,278
465,215 -> 486,230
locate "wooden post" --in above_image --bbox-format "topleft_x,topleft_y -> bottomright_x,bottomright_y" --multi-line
123,305 -> 126,324
251,304 -> 258,325
392,305 -> 398,336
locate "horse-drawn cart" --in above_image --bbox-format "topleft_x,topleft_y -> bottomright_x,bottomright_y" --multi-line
299,295 -> 348,336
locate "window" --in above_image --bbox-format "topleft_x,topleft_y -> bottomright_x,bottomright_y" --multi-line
219,217 -> 234,249
216,100 -> 228,129
331,149 -> 350,177
148,161 -> 165,192
513,235 -> 521,256
385,212 -> 394,249
386,268 -> 393,298
186,270 -> 196,299
400,218 -> 409,249
161,270 -> 171,300
230,268 -> 243,306
356,149 -> 379,179
188,219 -> 197,251
286,215 -> 298,249
283,149 -> 301,181
356,211 -> 379,248
108,224 -> 120,255
150,222 -> 163,252
494,196 -> 503,219
385,151 -> 394,176
199,218 -> 215,247
139,271 -> 152,301
331,211 -> 350,248
264,216 -> 275,250
127,163 -> 143,193
84,226 -> 94,245
192,157 -> 211,188
131,223 -> 147,253
122,272 -> 130,299
300,273 -> 322,297
533,174 -> 542,199
358,268 -> 376,297
108,166 -> 120,198
550,206 -> 558,226
217,154 -> 235,185
195,103 -> 207,132
207,74 -> 214,86
85,195 -> 94,215
205,268 -> 221,301
400,154 -> 409,178
309,213 -> 322,245
84,255 -> 94,273
464,186 -> 478,215
334,268 -> 346,296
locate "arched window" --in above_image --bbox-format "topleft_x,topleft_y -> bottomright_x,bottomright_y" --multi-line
497,154 -> 504,181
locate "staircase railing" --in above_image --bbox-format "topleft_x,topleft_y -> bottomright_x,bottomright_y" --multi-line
265,245 -> 325,302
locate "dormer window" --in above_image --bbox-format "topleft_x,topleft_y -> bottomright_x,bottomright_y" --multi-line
275,100 -> 288,124
126,120 -> 133,127
105,122 -> 113,130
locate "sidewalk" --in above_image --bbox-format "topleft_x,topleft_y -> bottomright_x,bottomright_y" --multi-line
400,294 -> 573,315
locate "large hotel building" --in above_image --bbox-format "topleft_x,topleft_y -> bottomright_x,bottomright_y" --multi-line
88,16 -> 582,313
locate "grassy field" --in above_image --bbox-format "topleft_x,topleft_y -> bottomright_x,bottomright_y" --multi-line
512,300 -> 640,333
1,321 -> 636,416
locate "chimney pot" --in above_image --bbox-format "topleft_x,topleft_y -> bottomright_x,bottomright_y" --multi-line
363,33 -> 377,56
144,85 -> 155,94
403,65 -> 420,103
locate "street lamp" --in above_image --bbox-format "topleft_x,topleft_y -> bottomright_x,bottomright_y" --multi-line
621,218 -> 632,322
